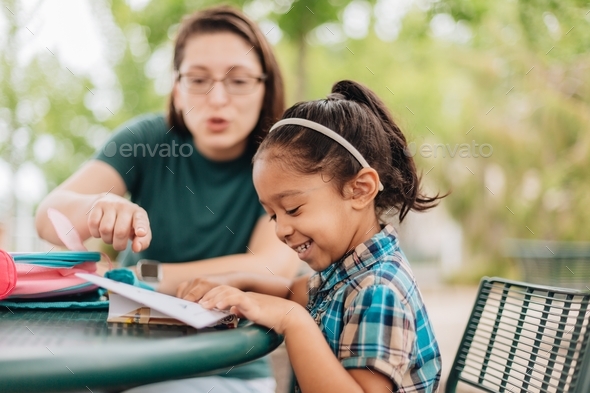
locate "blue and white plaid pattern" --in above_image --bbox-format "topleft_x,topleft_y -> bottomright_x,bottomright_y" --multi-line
306,225 -> 441,392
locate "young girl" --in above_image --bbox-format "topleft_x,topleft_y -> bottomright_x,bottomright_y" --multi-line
179,80 -> 443,392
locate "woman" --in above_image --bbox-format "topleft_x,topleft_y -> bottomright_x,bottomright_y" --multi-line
35,6 -> 298,392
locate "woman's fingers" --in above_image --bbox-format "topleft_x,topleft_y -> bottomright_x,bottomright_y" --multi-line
200,287 -> 253,313
85,194 -> 151,252
178,280 -> 204,300
98,208 -> 117,244
181,283 -> 210,302
87,206 -> 104,239
176,281 -> 189,298
199,285 -> 231,305
112,210 -> 132,251
131,211 -> 151,252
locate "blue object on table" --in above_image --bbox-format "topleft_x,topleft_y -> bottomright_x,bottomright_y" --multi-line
0,268 -> 152,309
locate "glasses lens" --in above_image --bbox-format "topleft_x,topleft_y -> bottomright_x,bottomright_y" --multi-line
183,75 -> 213,94
225,76 -> 258,95
180,75 -> 263,94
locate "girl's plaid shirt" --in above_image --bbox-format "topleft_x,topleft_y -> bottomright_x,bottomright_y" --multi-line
305,225 -> 442,392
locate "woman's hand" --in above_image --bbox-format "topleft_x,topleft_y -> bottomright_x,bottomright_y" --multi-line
87,193 -> 152,252
177,274 -> 236,301
199,285 -> 305,335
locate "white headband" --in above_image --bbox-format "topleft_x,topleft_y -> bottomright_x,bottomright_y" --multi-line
269,118 -> 384,191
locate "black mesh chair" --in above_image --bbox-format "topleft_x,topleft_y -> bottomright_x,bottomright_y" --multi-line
446,277 -> 590,393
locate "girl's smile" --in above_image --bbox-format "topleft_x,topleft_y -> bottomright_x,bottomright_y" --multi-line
253,155 -> 379,272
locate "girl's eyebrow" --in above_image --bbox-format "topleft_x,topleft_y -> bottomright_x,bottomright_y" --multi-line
259,189 -> 303,206
276,190 -> 304,200
269,184 -> 330,203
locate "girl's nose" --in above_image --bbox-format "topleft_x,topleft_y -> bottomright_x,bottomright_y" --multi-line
275,217 -> 294,243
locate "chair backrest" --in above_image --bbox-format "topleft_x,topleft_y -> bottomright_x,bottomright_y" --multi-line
446,277 -> 590,393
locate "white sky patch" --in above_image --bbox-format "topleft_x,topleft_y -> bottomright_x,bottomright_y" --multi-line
12,127 -> 30,151
310,23 -> 346,46
374,0 -> 412,42
0,159 -> 13,200
126,0 -> 151,12
0,7 -> 9,49
244,0 -> 275,20
84,85 -> 124,121
259,20 -> 283,45
17,0 -> 113,87
14,162 -> 47,204
126,23 -> 151,62
0,119 -> 9,145
543,12 -> 561,40
33,134 -> 56,163
144,43 -> 173,96
84,124 -> 111,151
415,0 -> 436,12
430,13 -> 472,44
10,0 -> 125,124
343,0 -> 372,39
16,99 -> 35,125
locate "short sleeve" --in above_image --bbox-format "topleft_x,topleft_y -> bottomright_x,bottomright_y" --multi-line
338,285 -> 416,385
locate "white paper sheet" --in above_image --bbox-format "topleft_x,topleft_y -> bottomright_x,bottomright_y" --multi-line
76,273 -> 229,329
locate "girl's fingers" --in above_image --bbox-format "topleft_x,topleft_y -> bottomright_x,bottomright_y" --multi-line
200,286 -> 242,308
200,285 -> 230,303
229,306 -> 246,319
176,281 -> 188,298
203,292 -> 253,314
183,285 -> 209,302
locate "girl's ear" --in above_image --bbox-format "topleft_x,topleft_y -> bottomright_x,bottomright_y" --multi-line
348,168 -> 380,210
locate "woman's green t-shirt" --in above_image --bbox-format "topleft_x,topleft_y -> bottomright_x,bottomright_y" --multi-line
95,113 -> 266,267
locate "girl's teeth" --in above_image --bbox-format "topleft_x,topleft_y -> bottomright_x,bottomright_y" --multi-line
297,241 -> 310,253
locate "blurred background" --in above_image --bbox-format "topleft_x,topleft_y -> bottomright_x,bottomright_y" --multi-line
1,0 -> 588,388
1,0 -> 588,281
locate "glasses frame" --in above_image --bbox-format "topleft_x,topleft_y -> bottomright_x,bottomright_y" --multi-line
177,73 -> 267,95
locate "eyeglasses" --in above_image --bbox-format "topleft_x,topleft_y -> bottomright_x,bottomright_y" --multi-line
178,73 -> 267,95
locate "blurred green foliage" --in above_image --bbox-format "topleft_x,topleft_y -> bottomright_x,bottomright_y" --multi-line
1,0 -> 588,273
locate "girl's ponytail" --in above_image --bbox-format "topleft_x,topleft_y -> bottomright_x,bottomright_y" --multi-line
331,80 -> 445,221
255,79 -> 446,223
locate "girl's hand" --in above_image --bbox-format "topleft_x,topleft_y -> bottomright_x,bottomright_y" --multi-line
199,285 -> 305,335
177,275 -> 235,301
87,193 -> 151,252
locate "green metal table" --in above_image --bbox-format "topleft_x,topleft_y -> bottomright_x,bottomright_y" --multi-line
0,308 -> 282,393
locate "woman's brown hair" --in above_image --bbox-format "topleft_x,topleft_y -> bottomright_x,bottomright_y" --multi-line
255,80 -> 446,222
168,6 -> 284,153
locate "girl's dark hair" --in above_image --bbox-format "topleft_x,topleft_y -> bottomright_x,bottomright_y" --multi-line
254,80 -> 445,222
168,6 -> 284,152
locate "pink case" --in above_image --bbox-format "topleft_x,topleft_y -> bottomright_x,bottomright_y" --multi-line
1,208 -> 100,300
0,250 -> 17,299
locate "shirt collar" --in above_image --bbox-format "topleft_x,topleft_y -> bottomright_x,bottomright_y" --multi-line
308,224 -> 399,296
